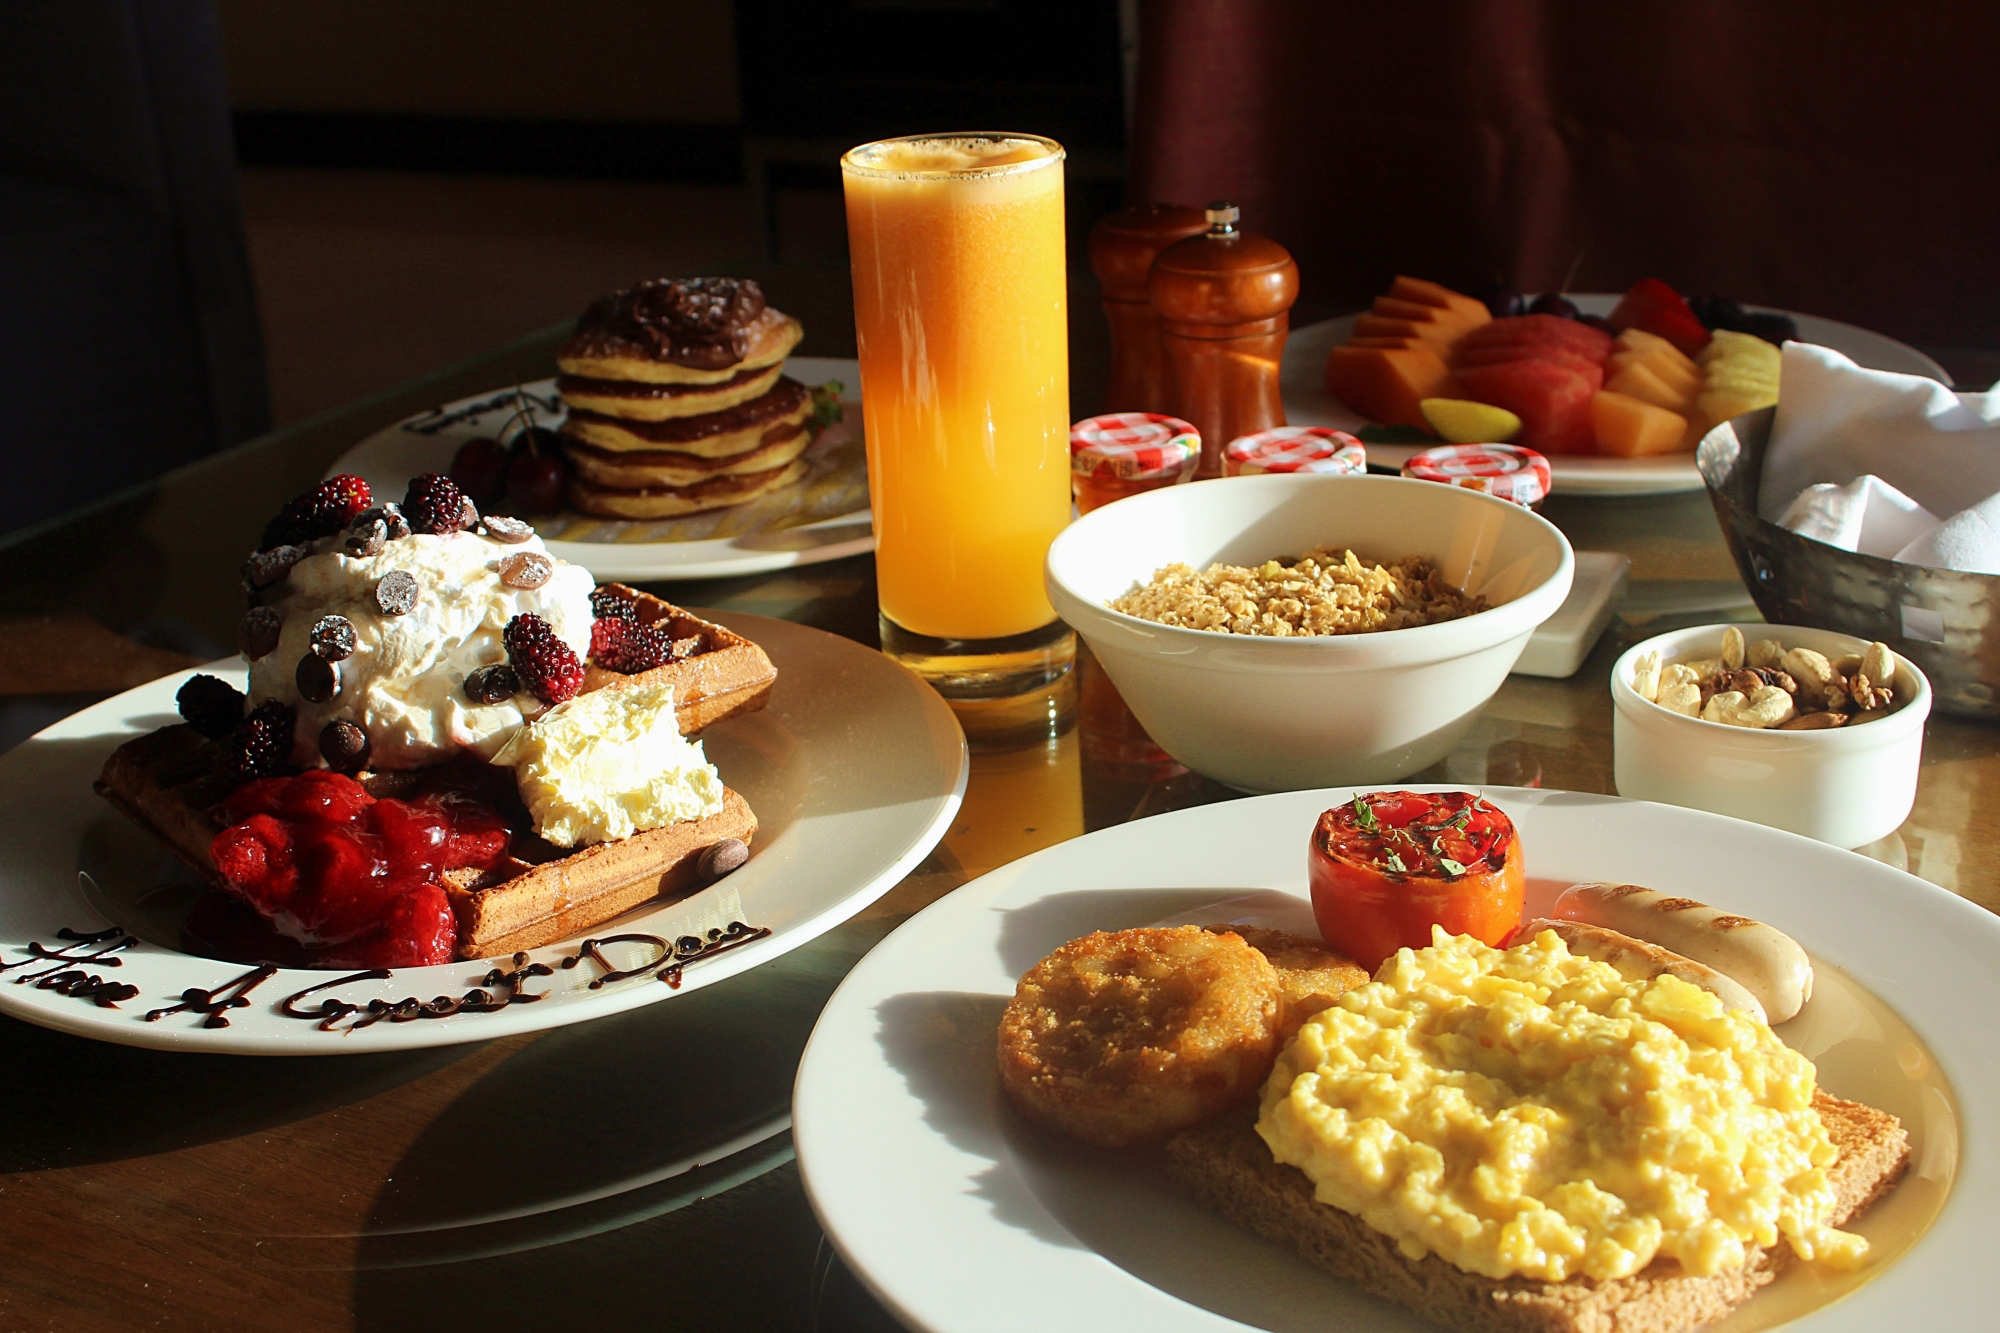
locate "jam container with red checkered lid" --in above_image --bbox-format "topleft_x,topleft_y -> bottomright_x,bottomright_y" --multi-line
1222,426 -> 1367,477
1069,413 -> 1201,513
1401,443 -> 1551,509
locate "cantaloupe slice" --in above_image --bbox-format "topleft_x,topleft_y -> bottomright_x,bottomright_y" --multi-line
1592,390 -> 1689,457
1325,344 -> 1453,428
1389,276 -> 1493,330
1605,361 -> 1695,412
1348,335 -> 1428,349
1372,296 -> 1478,341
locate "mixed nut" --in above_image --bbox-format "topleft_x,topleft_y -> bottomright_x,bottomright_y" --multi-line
1631,627 -> 1901,730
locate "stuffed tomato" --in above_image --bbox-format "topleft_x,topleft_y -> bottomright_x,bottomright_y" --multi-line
1309,791 -> 1525,970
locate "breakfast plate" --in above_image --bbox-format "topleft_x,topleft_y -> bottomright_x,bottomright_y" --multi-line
795,786 -> 1983,1332
1282,299 -> 1952,497
328,356 -> 873,581
0,612 -> 965,1054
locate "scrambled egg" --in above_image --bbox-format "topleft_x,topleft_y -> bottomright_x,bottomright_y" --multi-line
492,680 -> 723,847
1257,928 -> 1867,1283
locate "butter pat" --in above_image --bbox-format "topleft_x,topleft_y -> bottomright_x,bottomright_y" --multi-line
494,681 -> 724,847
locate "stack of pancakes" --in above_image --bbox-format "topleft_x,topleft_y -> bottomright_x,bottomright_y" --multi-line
556,277 -> 815,518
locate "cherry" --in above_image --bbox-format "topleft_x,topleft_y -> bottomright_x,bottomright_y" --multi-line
505,450 -> 569,515
450,436 -> 508,507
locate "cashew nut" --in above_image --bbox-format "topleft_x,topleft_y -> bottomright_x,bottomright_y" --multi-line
1682,657 -> 1725,681
1862,641 -> 1895,687
1780,648 -> 1836,705
1662,663 -> 1700,689
1631,650 -> 1662,702
1721,626 -> 1746,671
1747,638 -> 1787,669
1702,685 -> 1796,728
1657,681 -> 1702,717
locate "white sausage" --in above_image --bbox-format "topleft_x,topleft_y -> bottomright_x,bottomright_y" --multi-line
1520,918 -> 1769,1024
1553,883 -> 1814,1023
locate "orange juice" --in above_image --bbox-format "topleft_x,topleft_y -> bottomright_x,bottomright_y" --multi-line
842,135 -> 1071,642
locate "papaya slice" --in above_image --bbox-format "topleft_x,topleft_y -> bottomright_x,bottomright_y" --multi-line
1605,361 -> 1695,412
1354,313 -> 1453,343
1324,344 -> 1454,428
1388,276 -> 1493,330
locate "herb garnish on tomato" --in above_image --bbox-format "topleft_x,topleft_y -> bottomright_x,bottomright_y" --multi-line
1309,791 -> 1525,969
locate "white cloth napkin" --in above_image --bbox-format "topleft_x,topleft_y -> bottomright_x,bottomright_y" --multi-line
1761,343 -> 2000,572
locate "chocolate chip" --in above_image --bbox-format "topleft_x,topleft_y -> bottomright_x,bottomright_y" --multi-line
483,515 -> 535,544
243,543 -> 306,589
498,551 -> 553,590
240,606 -> 283,660
310,614 -> 357,661
375,569 -> 419,616
699,837 -> 749,880
460,495 -> 481,529
377,503 -> 411,540
318,720 -> 370,772
669,636 -> 705,661
464,663 -> 520,705
296,654 -> 339,703
344,518 -> 387,558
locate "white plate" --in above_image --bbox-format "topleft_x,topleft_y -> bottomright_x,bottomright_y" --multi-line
796,787 -> 1983,1333
1282,298 -> 1952,497
0,613 -> 965,1055
329,357 -> 874,580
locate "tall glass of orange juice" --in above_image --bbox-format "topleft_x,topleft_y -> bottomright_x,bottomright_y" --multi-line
842,134 -> 1074,722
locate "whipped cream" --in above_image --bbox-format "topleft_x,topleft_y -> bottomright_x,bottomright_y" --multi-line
493,680 -> 724,847
247,530 -> 595,769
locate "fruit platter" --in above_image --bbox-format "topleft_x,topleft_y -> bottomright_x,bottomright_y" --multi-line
1282,282 -> 1950,496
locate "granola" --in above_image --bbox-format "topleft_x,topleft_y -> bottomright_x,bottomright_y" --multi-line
1108,546 -> 1485,637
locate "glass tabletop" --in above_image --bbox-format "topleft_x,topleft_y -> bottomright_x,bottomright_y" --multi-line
2,326 -> 1995,1331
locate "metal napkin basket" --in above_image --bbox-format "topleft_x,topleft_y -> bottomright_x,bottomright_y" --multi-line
1699,406 -> 1998,718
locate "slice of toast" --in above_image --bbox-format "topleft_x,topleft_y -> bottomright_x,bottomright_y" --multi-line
584,585 -> 776,734
1163,1091 -> 1909,1333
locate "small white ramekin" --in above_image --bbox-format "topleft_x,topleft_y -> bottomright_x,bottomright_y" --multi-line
1611,623 -> 1930,847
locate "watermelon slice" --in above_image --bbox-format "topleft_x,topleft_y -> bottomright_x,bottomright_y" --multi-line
1457,314 -> 1613,362
1454,360 -> 1599,454
1453,343 -> 1607,389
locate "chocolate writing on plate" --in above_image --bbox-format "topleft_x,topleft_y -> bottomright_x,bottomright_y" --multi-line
400,387 -> 560,437
1,926 -> 142,1008
281,952 -> 555,1033
560,921 -> 773,990
144,965 -> 279,1029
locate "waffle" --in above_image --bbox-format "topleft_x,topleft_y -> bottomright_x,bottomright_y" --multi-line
96,596 -> 773,962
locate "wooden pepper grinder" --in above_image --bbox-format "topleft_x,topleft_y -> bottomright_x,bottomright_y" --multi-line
1149,201 -> 1300,478
1087,203 -> 1207,413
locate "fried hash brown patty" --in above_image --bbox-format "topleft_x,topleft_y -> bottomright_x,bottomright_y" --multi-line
997,926 -> 1282,1147
1204,924 -> 1370,1041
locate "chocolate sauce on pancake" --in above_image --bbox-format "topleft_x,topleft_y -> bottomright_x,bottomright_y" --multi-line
556,365 -> 772,399
564,377 -> 808,444
576,277 -> 767,370
563,421 -> 806,470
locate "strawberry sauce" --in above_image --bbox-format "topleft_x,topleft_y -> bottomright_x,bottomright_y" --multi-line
200,770 -> 511,968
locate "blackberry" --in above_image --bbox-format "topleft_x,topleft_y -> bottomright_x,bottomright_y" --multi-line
260,475 -> 372,551
503,613 -> 583,703
223,701 -> 296,779
590,587 -> 639,623
589,614 -> 670,674
176,674 -> 246,739
402,473 -> 468,536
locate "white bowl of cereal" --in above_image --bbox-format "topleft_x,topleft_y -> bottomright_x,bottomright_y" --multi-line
1046,474 -> 1574,791
1611,622 -> 1930,847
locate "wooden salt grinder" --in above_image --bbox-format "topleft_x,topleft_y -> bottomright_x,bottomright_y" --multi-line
1087,203 -> 1208,413
1149,202 -> 1300,478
